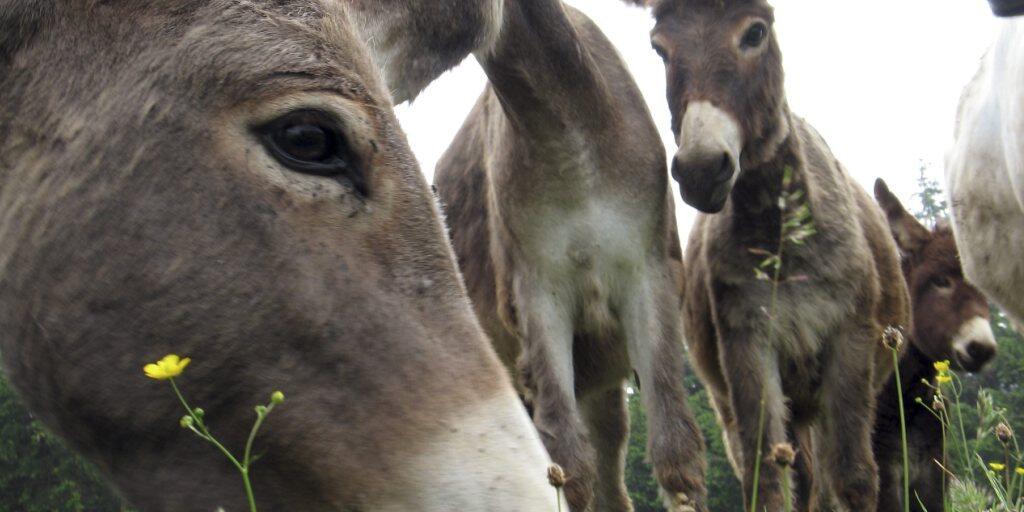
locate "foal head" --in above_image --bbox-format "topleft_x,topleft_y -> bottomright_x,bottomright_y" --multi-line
874,180 -> 997,372
646,0 -> 789,212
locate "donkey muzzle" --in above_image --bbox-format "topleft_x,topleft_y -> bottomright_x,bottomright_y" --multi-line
673,151 -> 736,213
953,316 -> 997,372
672,101 -> 742,214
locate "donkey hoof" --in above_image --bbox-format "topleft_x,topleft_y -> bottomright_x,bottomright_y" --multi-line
670,492 -> 697,512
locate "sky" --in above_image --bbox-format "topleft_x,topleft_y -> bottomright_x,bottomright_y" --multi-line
394,0 -> 998,237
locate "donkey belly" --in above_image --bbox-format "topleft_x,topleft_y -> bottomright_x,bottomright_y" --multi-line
510,201 -> 653,383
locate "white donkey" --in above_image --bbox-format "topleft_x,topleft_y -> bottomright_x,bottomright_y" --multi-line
946,8 -> 1024,328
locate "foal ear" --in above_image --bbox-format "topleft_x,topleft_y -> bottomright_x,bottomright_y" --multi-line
874,178 -> 930,256
0,1 -> 46,67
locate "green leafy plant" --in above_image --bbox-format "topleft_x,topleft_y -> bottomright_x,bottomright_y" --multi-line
0,373 -> 130,511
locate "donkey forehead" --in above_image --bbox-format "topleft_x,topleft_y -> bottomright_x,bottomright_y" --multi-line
913,230 -> 962,275
167,1 -> 385,104
10,0 -> 384,114
653,0 -> 774,24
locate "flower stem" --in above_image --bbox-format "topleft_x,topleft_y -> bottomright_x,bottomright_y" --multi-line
782,466 -> 792,512
169,379 -> 243,471
1005,444 -> 1012,489
890,347 -> 910,512
244,404 -> 273,469
940,405 -> 948,511
169,378 -> 258,511
951,379 -> 974,480
240,404 -> 275,512
241,467 -> 257,512
750,395 -> 767,512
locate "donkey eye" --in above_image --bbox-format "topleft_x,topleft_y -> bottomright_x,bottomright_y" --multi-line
652,42 -> 669,61
740,22 -> 768,49
258,109 -> 366,195
931,275 -> 953,289
278,124 -> 332,162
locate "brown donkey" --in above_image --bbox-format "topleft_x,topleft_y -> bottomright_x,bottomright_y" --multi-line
348,0 -> 502,103
873,179 -> 996,512
0,1 -> 562,510
433,0 -> 707,510
631,0 -> 911,509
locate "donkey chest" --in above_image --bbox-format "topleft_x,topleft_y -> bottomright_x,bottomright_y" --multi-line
507,200 -> 652,297
722,284 -> 849,356
709,238 -> 864,358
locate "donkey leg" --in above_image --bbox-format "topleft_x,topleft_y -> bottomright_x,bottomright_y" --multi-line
518,289 -> 595,512
581,386 -> 633,512
875,454 -> 902,512
719,335 -> 789,511
624,285 -> 707,512
817,328 -> 880,512
910,459 -> 945,512
790,423 -> 815,512
710,394 -> 744,479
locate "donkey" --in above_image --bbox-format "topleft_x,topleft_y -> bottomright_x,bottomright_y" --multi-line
873,179 -> 997,512
989,0 -> 1024,16
0,1 -> 563,510
433,0 -> 707,510
946,15 -> 1024,330
630,0 -> 912,509
347,0 -> 502,103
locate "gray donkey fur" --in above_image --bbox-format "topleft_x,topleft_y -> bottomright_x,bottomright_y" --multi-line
433,1 -> 708,511
348,0 -> 502,103
636,0 -> 912,509
0,1 -> 561,510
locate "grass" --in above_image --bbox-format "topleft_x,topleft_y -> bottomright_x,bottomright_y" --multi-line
921,371 -> 1024,511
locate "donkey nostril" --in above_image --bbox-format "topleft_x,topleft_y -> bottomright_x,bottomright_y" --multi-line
671,155 -> 684,182
967,342 -> 996,364
714,152 -> 733,182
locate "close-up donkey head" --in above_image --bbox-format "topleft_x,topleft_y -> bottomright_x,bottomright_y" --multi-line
875,179 -> 997,372
647,0 -> 787,212
0,1 -> 1019,511
0,1 -> 556,510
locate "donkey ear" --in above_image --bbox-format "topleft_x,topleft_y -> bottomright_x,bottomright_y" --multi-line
874,178 -> 930,255
0,1 -> 47,66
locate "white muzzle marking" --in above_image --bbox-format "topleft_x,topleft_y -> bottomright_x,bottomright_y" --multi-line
953,316 -> 997,368
676,101 -> 743,177
378,393 -> 566,511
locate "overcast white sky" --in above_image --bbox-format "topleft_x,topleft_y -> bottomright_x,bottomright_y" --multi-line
394,0 -> 998,237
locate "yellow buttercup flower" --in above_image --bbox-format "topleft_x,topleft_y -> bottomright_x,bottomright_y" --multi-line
934,360 -> 950,373
144,354 -> 191,380
1016,467 -> 1024,475
990,462 -> 1006,472
936,374 -> 952,384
